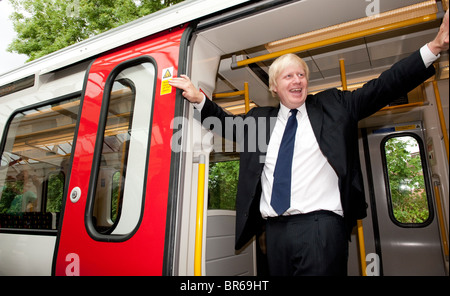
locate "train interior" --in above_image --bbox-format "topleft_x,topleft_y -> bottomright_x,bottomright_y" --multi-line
177,0 -> 449,275
0,0 -> 448,276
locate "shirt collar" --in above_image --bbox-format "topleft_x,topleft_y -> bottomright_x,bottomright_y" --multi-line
279,102 -> 306,120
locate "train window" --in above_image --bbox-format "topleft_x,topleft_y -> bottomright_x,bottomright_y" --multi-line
0,96 -> 80,231
90,61 -> 155,237
383,135 -> 432,226
208,135 -> 240,211
208,159 -> 239,210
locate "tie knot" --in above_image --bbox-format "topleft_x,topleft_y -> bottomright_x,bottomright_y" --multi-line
290,109 -> 298,116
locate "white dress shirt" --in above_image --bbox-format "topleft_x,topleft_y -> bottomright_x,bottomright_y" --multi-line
421,43 -> 441,67
259,103 -> 343,218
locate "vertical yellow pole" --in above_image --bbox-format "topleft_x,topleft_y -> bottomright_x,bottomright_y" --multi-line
442,0 -> 448,11
341,58 -> 367,276
339,59 -> 348,91
357,220 -> 367,276
432,81 -> 449,162
194,155 -> 206,276
434,181 -> 449,260
244,82 -> 250,114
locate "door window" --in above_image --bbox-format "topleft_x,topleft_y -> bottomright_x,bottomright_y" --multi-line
0,96 -> 80,231
382,134 -> 432,226
88,60 -> 155,237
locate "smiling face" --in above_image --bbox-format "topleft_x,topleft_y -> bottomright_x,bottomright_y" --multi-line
269,54 -> 309,109
273,65 -> 308,109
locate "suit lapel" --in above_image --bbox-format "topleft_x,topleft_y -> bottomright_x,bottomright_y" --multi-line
253,106 -> 279,165
306,96 -> 347,178
266,107 -> 279,140
305,97 -> 323,145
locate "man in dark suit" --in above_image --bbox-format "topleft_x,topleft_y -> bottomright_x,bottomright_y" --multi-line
169,10 -> 448,275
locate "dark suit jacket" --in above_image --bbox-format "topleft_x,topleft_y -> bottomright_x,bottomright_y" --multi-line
200,50 -> 435,250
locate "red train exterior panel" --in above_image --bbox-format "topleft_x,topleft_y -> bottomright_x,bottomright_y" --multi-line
54,25 -> 186,276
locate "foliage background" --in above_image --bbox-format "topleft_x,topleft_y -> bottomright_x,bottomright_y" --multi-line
384,136 -> 429,224
7,0 -> 184,61
208,160 -> 239,210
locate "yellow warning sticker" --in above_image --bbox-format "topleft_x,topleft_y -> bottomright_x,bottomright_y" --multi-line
161,67 -> 174,95
163,69 -> 172,79
395,124 -> 420,131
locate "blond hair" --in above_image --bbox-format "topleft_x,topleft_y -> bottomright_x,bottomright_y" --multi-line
268,54 -> 310,97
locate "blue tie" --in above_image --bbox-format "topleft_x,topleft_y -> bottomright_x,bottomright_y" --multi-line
271,109 -> 298,215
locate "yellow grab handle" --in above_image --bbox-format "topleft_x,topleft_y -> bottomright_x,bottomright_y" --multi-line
194,155 -> 206,276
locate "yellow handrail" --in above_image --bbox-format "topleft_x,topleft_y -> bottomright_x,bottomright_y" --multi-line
380,101 -> 426,111
194,154 -> 206,276
212,82 -> 251,114
433,179 -> 449,260
432,81 -> 449,162
213,90 -> 246,98
244,82 -> 250,114
339,59 -> 348,91
357,220 -> 368,276
232,14 -> 436,69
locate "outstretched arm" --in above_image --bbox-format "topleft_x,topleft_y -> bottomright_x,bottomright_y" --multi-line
428,9 -> 449,55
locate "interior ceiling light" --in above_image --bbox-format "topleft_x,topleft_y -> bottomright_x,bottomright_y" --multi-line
220,101 -> 257,115
266,0 -> 438,53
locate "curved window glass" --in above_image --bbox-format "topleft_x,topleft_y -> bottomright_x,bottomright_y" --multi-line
89,61 -> 155,236
383,134 -> 432,226
0,96 -> 80,232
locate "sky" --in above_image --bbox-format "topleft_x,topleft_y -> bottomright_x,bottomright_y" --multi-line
0,0 -> 28,75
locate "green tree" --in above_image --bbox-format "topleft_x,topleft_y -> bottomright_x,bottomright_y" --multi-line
208,160 -> 239,210
46,172 -> 64,212
7,0 -> 184,61
0,180 -> 23,214
385,136 -> 429,223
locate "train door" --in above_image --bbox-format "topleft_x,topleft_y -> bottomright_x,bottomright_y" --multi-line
54,25 -> 189,275
360,121 -> 446,275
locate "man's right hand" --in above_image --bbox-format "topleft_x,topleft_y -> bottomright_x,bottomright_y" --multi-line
428,9 -> 449,55
169,75 -> 204,104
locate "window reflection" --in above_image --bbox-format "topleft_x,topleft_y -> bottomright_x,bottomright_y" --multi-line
0,97 -> 80,230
